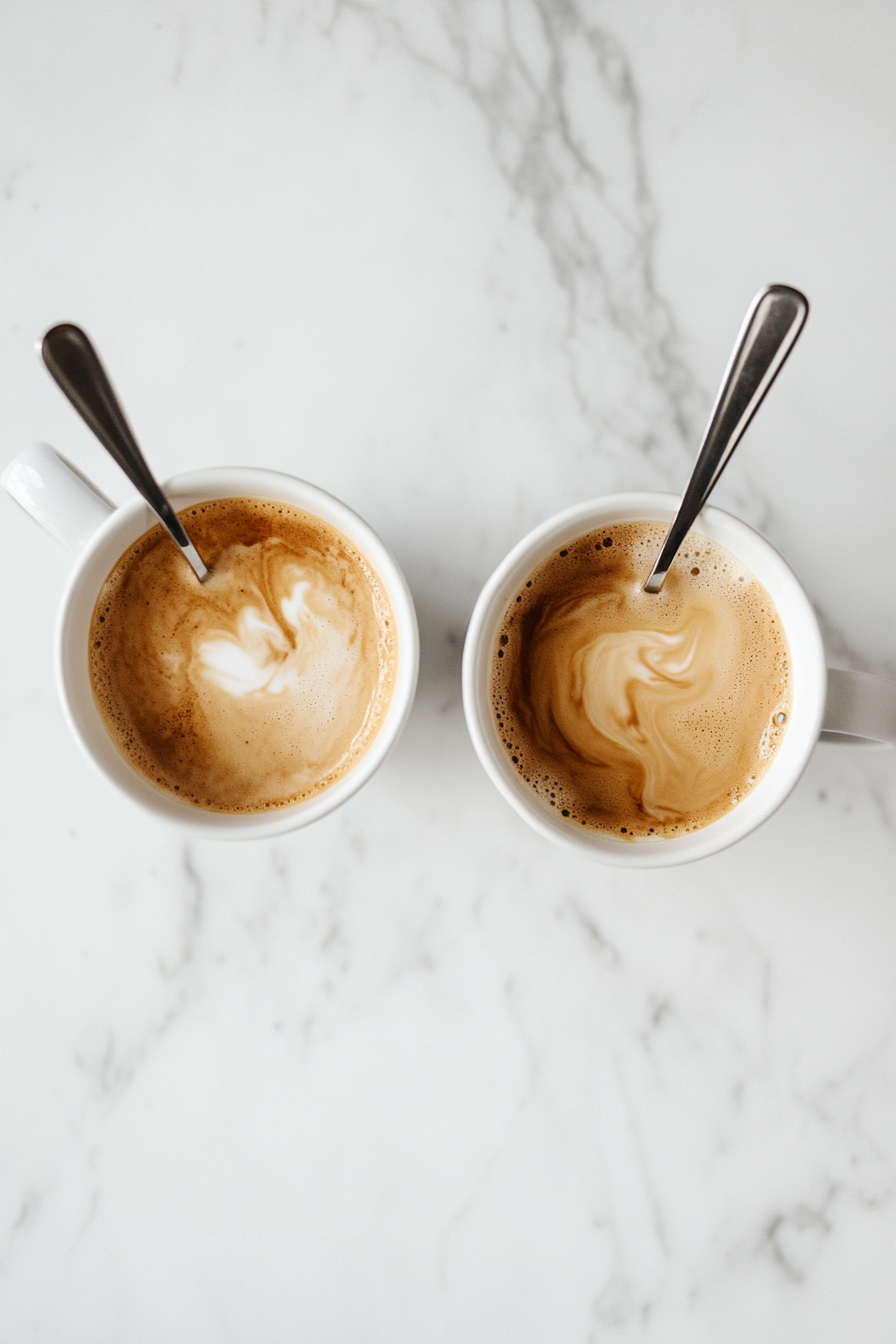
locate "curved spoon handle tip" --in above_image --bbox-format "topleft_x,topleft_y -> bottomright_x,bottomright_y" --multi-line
644,283 -> 808,593
40,323 -> 208,581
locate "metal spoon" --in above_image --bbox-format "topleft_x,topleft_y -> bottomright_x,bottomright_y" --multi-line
643,284 -> 809,593
40,323 -> 208,581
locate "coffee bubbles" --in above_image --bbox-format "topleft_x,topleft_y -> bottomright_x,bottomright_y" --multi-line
491,521 -> 791,838
89,498 -> 396,812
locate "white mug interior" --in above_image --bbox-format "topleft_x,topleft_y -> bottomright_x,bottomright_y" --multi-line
57,468 -> 419,839
462,493 -> 826,867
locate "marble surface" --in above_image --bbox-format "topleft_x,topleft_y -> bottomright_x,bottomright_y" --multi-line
2,1 -> 895,1339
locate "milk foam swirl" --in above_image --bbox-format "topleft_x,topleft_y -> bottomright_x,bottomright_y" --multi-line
197,566 -> 361,700
89,499 -> 396,813
492,523 -> 790,838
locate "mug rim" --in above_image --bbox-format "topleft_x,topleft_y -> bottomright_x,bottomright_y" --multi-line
462,492 -> 826,867
55,466 -> 419,839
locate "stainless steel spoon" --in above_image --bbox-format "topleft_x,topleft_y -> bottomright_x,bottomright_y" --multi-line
40,323 -> 208,582
643,284 -> 809,593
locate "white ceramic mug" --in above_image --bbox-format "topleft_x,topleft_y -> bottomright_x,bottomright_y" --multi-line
3,443 -> 419,839
463,493 -> 896,867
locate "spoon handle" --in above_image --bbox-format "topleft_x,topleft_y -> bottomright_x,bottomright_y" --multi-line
40,324 -> 208,581
643,284 -> 809,593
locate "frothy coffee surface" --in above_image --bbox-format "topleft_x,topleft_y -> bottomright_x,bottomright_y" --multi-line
90,498 -> 396,813
491,521 -> 791,838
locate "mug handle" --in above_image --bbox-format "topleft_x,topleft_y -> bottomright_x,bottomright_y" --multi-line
1,443 -> 115,555
821,668 -> 896,747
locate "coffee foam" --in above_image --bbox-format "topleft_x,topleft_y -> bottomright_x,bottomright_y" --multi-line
89,498 -> 396,813
491,521 -> 791,839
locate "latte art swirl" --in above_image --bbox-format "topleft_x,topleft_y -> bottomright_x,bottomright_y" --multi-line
492,522 -> 790,838
196,556 -> 364,703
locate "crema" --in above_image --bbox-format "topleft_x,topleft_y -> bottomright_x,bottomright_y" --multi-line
490,521 -> 791,838
89,497 -> 396,812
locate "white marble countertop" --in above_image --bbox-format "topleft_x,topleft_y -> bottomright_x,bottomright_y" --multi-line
2,2 -> 895,1339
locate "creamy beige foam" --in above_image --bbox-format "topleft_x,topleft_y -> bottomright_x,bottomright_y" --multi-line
491,521 -> 791,838
89,498 -> 396,813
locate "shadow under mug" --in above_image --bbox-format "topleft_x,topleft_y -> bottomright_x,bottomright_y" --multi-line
463,493 -> 896,868
3,444 -> 419,839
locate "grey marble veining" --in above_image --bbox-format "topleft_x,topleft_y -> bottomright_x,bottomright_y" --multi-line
338,0 -> 704,473
1,1 -> 895,1340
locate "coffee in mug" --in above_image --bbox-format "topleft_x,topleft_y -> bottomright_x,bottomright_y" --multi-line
464,492 -> 896,867
89,497 -> 397,813
1,449 -> 418,838
489,520 -> 790,839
